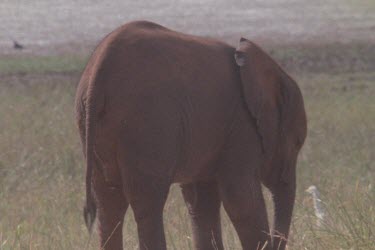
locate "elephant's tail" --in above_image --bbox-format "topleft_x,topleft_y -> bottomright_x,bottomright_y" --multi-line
82,39 -> 113,233
83,80 -> 98,233
83,62 -> 106,233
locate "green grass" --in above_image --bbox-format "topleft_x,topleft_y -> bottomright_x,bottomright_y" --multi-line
0,55 -> 87,75
0,47 -> 374,249
346,0 -> 375,9
289,72 -> 375,249
268,43 -> 375,73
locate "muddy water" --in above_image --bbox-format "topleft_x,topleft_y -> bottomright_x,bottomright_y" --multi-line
1,0 -> 374,54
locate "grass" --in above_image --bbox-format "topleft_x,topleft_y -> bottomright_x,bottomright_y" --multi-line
0,44 -> 374,249
268,43 -> 375,73
0,55 -> 87,75
288,71 -> 375,249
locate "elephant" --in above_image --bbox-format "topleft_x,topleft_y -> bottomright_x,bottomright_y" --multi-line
75,20 -> 307,250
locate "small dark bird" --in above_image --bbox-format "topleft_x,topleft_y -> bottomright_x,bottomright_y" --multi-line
13,40 -> 24,50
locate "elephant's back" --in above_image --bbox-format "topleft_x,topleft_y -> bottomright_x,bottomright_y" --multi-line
96,20 -> 236,80
79,21 -> 243,182
84,20 -> 240,123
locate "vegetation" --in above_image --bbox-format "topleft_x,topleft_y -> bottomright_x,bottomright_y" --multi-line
0,56 -> 86,75
0,44 -> 374,249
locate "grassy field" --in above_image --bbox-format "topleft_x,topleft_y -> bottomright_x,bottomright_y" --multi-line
0,45 -> 374,249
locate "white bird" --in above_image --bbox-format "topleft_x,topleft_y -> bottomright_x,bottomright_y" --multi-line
306,185 -> 325,227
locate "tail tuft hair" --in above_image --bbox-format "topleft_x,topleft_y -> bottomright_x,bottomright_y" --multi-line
83,199 -> 97,233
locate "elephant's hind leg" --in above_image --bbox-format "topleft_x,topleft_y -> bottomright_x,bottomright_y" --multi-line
181,181 -> 224,250
122,167 -> 170,250
92,169 -> 128,250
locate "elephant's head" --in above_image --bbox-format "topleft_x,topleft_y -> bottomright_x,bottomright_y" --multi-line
234,38 -> 307,186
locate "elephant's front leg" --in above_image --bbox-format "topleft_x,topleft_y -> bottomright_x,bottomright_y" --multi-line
216,119 -> 272,250
181,181 -> 224,250
266,176 -> 296,250
123,168 -> 170,250
217,169 -> 271,250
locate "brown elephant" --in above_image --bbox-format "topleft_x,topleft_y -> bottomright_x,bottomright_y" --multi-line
75,20 -> 307,250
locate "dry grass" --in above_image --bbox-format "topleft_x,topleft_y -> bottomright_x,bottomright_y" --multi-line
0,45 -> 374,249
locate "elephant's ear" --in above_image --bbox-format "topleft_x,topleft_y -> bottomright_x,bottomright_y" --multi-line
234,38 -> 307,174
